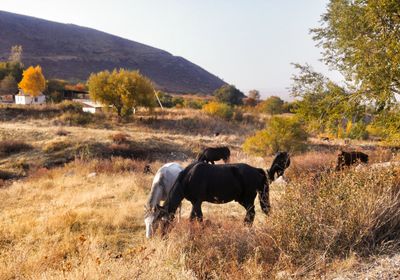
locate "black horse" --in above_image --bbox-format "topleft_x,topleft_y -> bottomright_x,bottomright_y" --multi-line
154,161 -> 270,226
336,150 -> 368,171
267,151 -> 291,181
197,146 -> 230,164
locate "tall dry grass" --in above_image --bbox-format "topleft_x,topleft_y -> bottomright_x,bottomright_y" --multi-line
0,156 -> 398,279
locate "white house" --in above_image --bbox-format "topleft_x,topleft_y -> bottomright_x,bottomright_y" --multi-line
73,99 -> 106,114
15,90 -> 46,105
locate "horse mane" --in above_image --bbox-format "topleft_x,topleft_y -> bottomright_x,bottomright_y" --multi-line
146,172 -> 165,210
164,161 -> 199,214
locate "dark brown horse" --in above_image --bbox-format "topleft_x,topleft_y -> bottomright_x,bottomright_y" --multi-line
197,146 -> 231,164
267,151 -> 291,181
336,151 -> 369,170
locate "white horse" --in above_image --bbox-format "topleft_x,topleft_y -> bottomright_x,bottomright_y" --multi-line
144,162 -> 183,238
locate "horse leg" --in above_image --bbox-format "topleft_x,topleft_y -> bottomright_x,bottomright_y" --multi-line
190,201 -> 203,222
239,201 -> 255,225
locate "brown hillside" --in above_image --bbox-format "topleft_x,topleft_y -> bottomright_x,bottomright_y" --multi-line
0,11 -> 226,94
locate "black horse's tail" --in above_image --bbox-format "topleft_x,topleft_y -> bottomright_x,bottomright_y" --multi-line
256,168 -> 271,215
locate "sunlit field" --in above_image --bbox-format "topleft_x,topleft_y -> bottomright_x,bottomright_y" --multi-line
0,106 -> 399,279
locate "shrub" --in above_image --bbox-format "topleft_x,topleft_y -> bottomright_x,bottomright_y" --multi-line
80,158 -> 148,174
269,166 -> 400,265
157,92 -> 174,108
55,128 -> 70,136
110,132 -> 130,144
58,100 -> 83,112
213,84 -> 244,105
183,98 -> 205,109
243,116 -> 308,156
345,121 -> 369,140
43,139 -> 71,153
256,96 -> 285,115
0,170 -> 18,180
369,107 -> 400,146
172,96 -> 184,107
0,140 -> 33,156
58,112 -> 92,126
202,102 -> 233,120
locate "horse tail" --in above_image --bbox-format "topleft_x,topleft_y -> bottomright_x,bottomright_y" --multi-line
256,168 -> 271,215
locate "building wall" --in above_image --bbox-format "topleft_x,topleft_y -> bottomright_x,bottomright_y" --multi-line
83,107 -> 97,114
15,95 -> 45,105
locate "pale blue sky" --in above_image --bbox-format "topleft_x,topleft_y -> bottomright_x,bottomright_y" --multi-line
0,0 -> 340,99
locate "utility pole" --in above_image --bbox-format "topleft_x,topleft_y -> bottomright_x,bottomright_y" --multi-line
154,90 -> 164,110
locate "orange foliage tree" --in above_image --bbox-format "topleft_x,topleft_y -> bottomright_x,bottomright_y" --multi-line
18,66 -> 46,97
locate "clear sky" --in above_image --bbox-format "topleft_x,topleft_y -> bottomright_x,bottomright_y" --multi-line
0,0 -> 339,99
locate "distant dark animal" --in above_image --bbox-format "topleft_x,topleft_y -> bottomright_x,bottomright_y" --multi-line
153,162 -> 270,228
267,151 -> 291,181
197,146 -> 230,164
336,151 -> 369,171
143,164 -> 153,174
215,132 -> 220,137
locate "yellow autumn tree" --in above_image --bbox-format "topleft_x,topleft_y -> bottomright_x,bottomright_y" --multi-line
18,66 -> 46,97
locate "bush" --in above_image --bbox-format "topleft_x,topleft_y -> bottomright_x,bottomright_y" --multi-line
256,96 -> 284,115
213,84 -> 244,105
0,140 -> 33,156
345,121 -> 369,140
270,167 -> 400,265
369,107 -> 400,146
183,98 -> 205,110
58,100 -> 83,112
55,129 -> 70,136
110,132 -> 130,144
171,96 -> 184,107
202,102 -> 233,120
243,116 -> 308,156
43,139 -> 71,153
58,112 -> 92,126
157,92 -> 174,108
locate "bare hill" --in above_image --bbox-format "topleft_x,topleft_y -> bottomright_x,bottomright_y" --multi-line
0,10 -> 225,94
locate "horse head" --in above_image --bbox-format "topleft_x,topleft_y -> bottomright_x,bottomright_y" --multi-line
268,151 -> 291,182
145,204 -> 173,238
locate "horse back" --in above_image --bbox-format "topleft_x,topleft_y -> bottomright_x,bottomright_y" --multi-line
183,163 -> 263,203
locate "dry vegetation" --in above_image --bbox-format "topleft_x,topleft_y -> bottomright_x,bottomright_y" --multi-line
0,105 -> 399,279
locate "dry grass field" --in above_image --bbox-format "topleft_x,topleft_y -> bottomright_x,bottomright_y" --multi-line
0,105 -> 399,279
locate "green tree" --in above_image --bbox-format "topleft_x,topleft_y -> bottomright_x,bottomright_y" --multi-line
9,45 -> 23,64
0,62 -> 23,83
248,89 -> 260,101
290,64 -> 366,135
312,0 -> 400,109
213,84 -> 244,105
369,105 -> 400,145
203,101 -> 233,120
87,69 -> 155,118
243,116 -> 308,156
257,96 -> 285,115
0,74 -> 18,95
